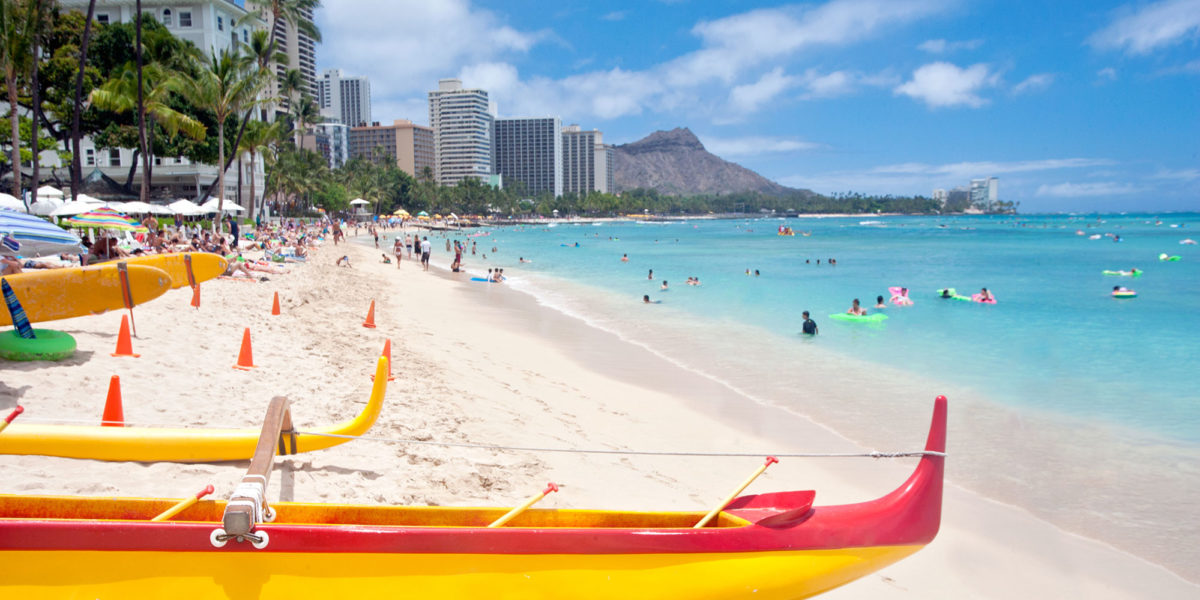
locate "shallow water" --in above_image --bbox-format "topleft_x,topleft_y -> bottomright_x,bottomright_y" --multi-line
420,213 -> 1200,581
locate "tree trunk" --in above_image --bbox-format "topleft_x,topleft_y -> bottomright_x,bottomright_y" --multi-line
196,107 -> 252,205
216,121 -> 225,233
6,69 -> 21,201
236,155 -> 242,211
247,153 -> 255,222
70,0 -> 96,201
124,147 -> 139,188
135,0 -> 149,203
30,0 -> 43,196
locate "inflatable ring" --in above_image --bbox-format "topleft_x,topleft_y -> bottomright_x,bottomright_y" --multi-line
1112,290 -> 1137,299
829,313 -> 888,323
0,328 -> 77,361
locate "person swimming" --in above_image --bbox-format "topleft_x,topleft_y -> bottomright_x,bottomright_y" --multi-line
875,295 -> 886,309
978,287 -> 993,302
941,289 -> 952,298
847,298 -> 866,315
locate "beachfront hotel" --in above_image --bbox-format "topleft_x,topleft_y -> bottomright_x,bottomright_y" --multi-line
349,120 -> 436,178
428,79 -> 494,187
562,125 -> 614,195
493,118 -> 564,198
319,68 -> 372,128
56,0 -> 271,206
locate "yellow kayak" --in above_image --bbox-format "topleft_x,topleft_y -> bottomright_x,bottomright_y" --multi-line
0,358 -> 388,462
119,252 -> 228,289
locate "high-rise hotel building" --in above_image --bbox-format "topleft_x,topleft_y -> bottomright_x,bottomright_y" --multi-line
428,79 -> 493,187
562,125 -> 613,195
349,119 -> 435,177
493,117 -> 563,197
318,69 -> 371,127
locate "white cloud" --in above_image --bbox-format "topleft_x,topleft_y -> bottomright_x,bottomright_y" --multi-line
316,0 -> 949,125
1013,73 -> 1055,94
602,11 -> 627,22
668,0 -> 948,87
894,62 -> 999,108
701,136 -> 822,157
1150,168 -> 1200,180
870,158 -> 1115,178
917,38 -> 983,53
1089,0 -> 1200,55
1035,182 -> 1143,197
1096,67 -> 1118,82
729,68 -> 797,113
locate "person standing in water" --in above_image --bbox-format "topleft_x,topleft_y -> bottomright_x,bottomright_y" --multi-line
801,311 -> 818,335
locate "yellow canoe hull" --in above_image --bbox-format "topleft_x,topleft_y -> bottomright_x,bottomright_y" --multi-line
0,358 -> 388,462
119,252 -> 228,289
0,545 -> 921,599
0,263 -> 171,326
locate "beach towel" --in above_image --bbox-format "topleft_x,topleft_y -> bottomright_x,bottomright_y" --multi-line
1,278 -> 35,339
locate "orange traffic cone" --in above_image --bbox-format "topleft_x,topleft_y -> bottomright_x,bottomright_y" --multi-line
112,314 -> 139,357
102,375 -> 125,427
190,284 -> 201,309
371,339 -> 396,382
233,327 -> 256,370
362,300 -> 377,328
271,291 -> 281,316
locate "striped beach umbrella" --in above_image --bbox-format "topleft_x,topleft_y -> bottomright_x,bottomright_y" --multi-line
65,207 -> 148,232
0,209 -> 84,257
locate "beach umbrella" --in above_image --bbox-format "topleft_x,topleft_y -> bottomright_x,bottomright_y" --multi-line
0,209 -> 84,257
74,194 -> 105,204
349,198 -> 370,206
168,199 -> 206,215
148,203 -> 175,215
36,185 -> 64,200
50,200 -> 106,217
116,201 -> 155,214
448,213 -> 459,220
200,198 -> 245,213
28,198 -> 64,216
0,193 -> 23,211
417,211 -> 428,217
65,207 -> 147,232
393,208 -> 410,216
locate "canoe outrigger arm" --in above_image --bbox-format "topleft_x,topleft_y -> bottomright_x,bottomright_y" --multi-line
211,396 -> 295,549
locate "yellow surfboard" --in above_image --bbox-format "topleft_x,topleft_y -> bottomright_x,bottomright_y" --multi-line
119,252 -> 228,289
1,264 -> 171,326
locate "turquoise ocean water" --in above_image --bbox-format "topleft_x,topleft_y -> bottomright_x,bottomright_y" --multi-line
441,213 -> 1200,579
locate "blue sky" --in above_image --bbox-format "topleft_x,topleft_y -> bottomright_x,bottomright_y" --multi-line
315,0 -> 1199,212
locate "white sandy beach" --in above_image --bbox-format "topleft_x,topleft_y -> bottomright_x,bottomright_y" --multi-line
1,231 -> 1196,599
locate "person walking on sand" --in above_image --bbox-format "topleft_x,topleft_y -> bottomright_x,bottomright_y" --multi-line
420,236 -> 432,271
393,237 -> 403,268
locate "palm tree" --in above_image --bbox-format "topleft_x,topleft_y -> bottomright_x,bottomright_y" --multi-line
89,62 -> 207,165
182,48 -> 263,232
69,0 -> 97,201
134,0 -> 148,201
1,0 -> 31,200
28,0 -> 48,198
237,118 -> 281,221
290,93 -> 320,147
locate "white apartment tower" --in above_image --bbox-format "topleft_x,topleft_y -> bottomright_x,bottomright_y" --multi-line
493,117 -> 563,197
318,69 -> 371,127
562,125 -> 612,195
969,177 -> 999,209
270,5 -> 318,104
428,79 -> 493,186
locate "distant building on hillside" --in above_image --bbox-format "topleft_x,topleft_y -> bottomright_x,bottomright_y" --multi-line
562,125 -> 613,195
970,177 -> 999,210
349,119 -> 435,177
318,68 -> 371,128
428,79 -> 493,186
932,188 -> 948,205
493,117 -> 563,197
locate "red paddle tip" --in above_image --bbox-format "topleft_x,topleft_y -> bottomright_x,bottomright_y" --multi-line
5,405 -> 23,423
765,456 -> 779,466
936,395 -> 947,402
543,483 -> 559,495
197,485 -> 215,499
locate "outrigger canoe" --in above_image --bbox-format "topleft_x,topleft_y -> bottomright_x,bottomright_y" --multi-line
0,357 -> 387,462
0,392 -> 946,599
